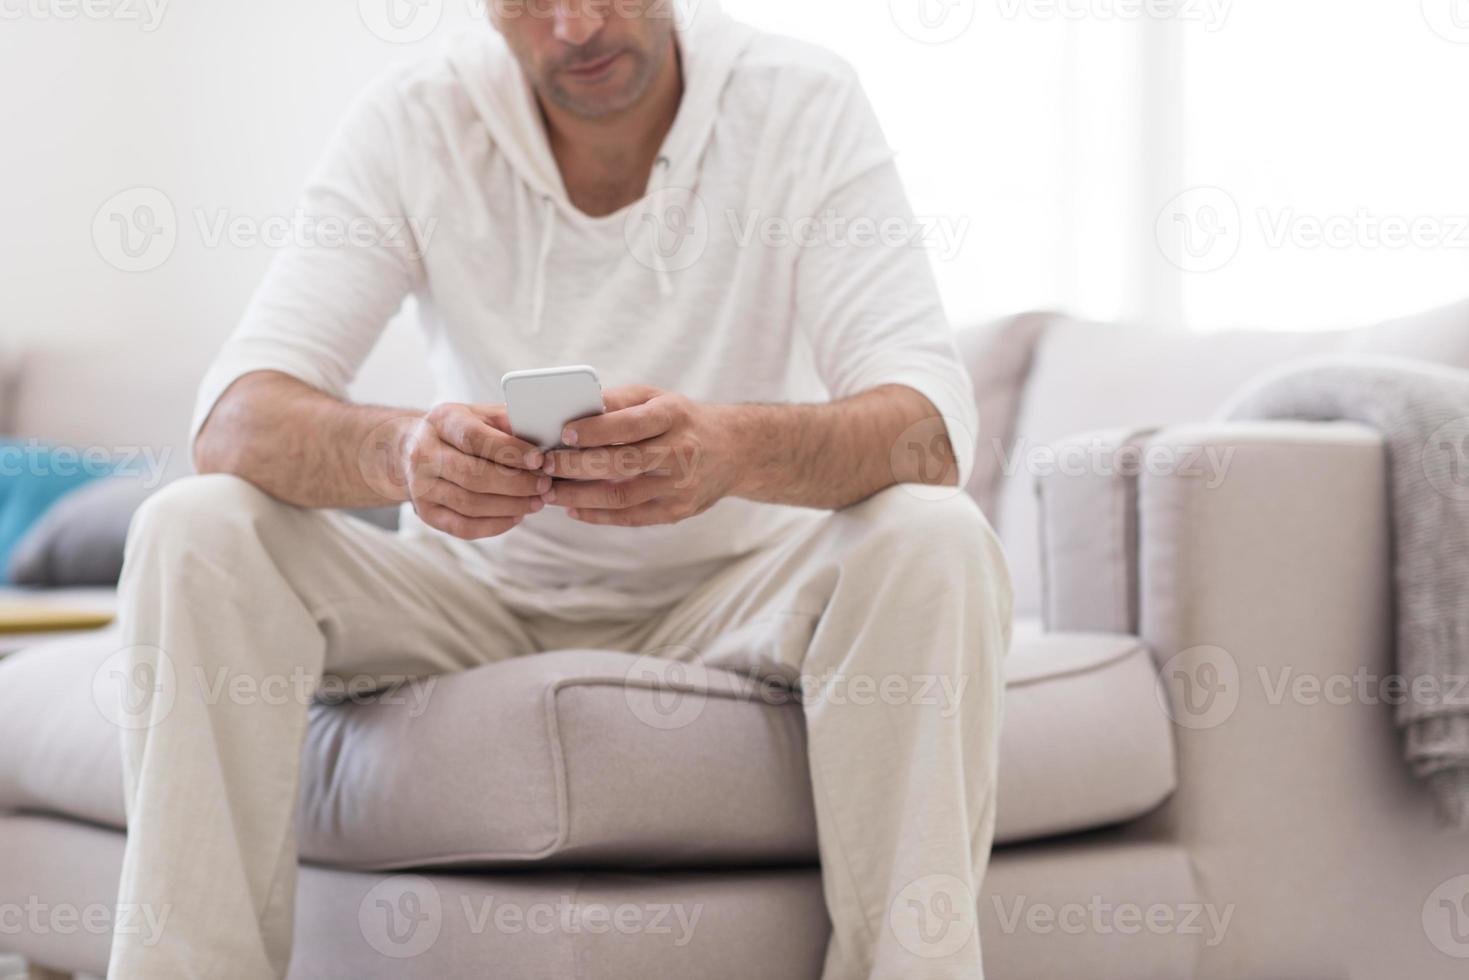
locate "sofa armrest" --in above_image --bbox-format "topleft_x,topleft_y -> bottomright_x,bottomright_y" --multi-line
1129,421 -> 1469,979
1037,422 -> 1388,637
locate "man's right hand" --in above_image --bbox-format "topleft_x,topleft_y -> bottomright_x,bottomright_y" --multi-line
396,402 -> 548,540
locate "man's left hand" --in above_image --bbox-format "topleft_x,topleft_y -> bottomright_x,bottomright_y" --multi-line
540,385 -> 741,527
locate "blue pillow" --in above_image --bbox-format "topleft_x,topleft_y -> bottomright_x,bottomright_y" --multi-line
0,441 -> 115,584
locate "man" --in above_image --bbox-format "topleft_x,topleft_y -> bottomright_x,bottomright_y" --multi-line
108,1 -> 1012,977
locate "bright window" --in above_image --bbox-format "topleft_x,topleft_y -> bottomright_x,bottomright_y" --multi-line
727,0 -> 1469,331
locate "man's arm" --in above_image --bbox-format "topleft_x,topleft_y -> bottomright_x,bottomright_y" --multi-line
539,383 -> 958,526
719,384 -> 957,508
196,370 -> 550,539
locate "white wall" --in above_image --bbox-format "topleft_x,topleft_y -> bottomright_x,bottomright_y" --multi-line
2,0 -> 1467,349
0,0 -> 482,354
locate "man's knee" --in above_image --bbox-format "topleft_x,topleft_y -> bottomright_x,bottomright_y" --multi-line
840,486 -> 1011,604
128,474 -> 287,554
843,484 -> 993,550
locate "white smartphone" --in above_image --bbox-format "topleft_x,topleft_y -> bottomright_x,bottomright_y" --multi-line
501,365 -> 605,450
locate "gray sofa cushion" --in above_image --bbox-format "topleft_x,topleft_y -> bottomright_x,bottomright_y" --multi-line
6,475 -> 399,587
0,624 -> 1175,866
0,811 -> 1203,980
7,478 -> 155,587
0,813 -> 831,980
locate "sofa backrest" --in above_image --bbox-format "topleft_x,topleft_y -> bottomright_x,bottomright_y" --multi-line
0,318 -> 436,477
979,299 -> 1469,617
6,300 -> 1469,622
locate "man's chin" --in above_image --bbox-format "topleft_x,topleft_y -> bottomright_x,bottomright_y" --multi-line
546,84 -> 642,121
544,58 -> 652,120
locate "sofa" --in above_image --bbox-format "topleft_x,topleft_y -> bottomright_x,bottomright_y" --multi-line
3,301 -> 1469,979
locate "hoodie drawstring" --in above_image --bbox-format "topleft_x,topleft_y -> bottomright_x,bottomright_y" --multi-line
647,155 -> 674,299
530,194 -> 556,334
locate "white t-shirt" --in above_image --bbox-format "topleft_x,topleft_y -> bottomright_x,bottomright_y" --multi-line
192,5 -> 978,621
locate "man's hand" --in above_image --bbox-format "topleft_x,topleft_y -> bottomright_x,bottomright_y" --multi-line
398,403 -> 550,539
540,386 -> 738,527
539,383 -> 956,522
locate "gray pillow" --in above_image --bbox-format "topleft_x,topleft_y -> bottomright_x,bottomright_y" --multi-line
7,477 -> 402,588
7,476 -> 156,587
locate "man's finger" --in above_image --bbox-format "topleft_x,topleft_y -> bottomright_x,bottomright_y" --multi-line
416,501 -> 522,540
471,403 -> 515,436
598,385 -> 663,413
562,397 -> 674,449
421,481 -> 545,519
440,450 -> 551,497
542,444 -> 660,481
544,475 -> 675,511
566,500 -> 682,528
435,405 -> 542,468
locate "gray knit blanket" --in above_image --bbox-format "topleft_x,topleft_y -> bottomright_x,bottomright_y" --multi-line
1219,355 -> 1469,827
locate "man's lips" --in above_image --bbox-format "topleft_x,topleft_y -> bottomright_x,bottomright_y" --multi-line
562,50 -> 624,81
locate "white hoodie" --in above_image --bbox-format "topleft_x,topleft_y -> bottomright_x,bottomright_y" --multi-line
193,2 -> 978,621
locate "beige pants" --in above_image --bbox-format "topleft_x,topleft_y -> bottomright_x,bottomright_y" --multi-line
106,475 -> 1012,980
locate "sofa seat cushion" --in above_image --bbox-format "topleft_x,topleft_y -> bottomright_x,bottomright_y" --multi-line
0,621 -> 1176,866
996,623 -> 1177,842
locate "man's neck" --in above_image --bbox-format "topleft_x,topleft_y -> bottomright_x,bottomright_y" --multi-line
540,37 -> 683,218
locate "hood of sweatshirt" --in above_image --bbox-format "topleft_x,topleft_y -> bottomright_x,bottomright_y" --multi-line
446,1 -> 757,330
